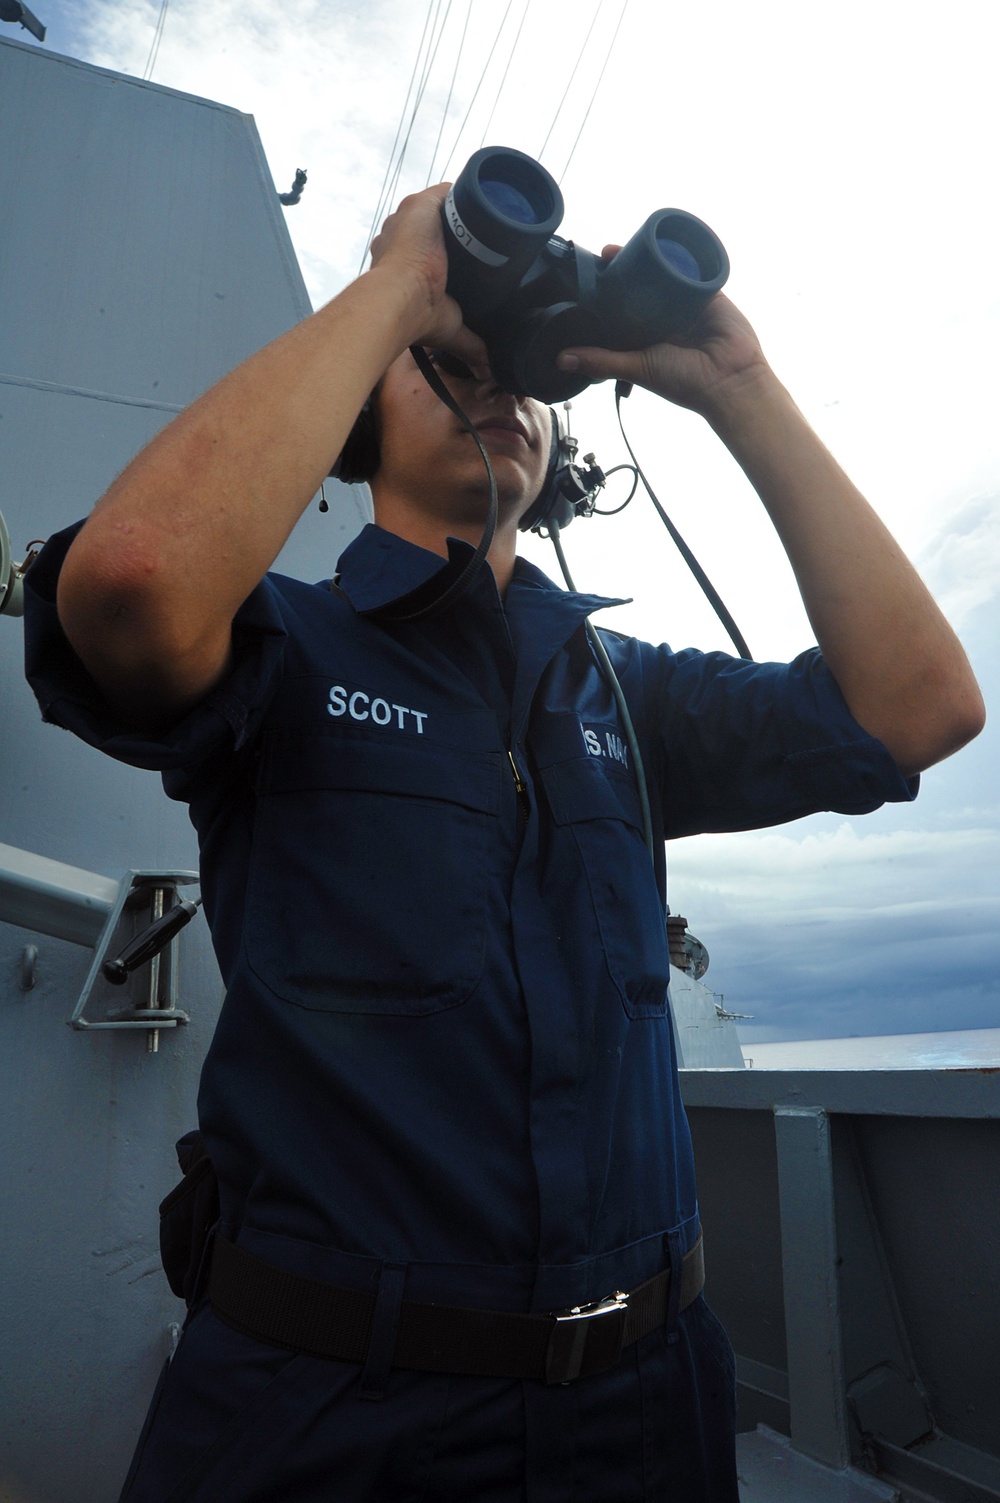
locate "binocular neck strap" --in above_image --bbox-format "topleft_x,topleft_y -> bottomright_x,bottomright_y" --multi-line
367,347 -> 498,624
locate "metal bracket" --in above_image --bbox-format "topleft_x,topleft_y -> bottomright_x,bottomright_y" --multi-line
69,869 -> 199,1036
774,1105 -> 850,1469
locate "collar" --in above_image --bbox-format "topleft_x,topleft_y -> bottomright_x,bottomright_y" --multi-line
333,524 -> 628,630
332,524 -> 455,614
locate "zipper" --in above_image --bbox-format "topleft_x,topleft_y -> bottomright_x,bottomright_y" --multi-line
508,748 -> 530,823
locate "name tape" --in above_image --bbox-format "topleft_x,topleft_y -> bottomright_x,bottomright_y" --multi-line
582,723 -> 630,769
328,685 -> 428,734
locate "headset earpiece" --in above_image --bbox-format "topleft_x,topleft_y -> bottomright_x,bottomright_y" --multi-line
518,408 -> 566,533
331,401 -> 380,484
519,407 -> 604,534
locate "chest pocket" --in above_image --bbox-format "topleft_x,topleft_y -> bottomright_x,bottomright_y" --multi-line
539,753 -> 670,1020
244,730 -> 501,1015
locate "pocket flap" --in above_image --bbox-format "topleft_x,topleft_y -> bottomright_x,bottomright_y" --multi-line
541,757 -> 642,831
261,732 -> 501,815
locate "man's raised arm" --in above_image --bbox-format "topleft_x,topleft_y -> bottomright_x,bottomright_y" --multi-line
557,289 -> 985,777
56,186 -> 485,726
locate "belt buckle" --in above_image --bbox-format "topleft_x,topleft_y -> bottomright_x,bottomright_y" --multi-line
545,1290 -> 628,1385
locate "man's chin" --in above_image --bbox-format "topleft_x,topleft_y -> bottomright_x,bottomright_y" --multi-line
453,468 -> 538,522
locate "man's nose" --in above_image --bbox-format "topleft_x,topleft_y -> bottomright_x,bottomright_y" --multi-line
472,369 -> 528,406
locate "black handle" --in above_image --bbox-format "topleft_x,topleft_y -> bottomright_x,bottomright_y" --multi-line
102,897 -> 202,985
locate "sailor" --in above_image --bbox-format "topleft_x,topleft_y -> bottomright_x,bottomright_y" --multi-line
24,183 -> 983,1501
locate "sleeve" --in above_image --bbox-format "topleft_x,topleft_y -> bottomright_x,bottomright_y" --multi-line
631,639 -> 919,840
22,521 -> 289,788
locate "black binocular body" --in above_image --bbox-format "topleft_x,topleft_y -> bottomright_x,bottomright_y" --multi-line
442,147 -> 729,403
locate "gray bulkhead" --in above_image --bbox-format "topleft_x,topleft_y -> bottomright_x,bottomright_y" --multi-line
0,34 -> 365,1501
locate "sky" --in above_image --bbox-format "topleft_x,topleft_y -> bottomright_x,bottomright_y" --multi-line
8,0 -> 998,1044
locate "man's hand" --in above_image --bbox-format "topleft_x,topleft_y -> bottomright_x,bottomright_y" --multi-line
559,251 -> 984,776
369,185 -> 490,377
555,250 -> 768,416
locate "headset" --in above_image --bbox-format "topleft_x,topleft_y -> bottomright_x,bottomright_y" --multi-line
330,364 -> 605,536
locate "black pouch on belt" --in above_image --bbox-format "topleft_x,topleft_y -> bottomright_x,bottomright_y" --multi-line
158,1129 -> 220,1304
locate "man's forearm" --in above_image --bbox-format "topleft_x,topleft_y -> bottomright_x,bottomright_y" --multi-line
703,367 -> 985,774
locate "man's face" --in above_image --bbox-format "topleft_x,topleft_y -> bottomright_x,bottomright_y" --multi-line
370,350 -> 551,531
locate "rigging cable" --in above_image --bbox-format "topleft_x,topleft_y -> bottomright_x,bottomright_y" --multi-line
378,0 -> 455,231
558,0 -> 630,184
142,0 -> 169,81
439,0 -> 517,181
536,0 -> 605,165
476,0 -> 532,151
426,0 -> 475,185
360,0 -> 443,271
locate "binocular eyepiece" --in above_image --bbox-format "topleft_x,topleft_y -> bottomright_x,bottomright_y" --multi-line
442,147 -> 729,403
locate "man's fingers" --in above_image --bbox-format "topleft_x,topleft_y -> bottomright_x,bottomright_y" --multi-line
556,346 -> 645,383
439,322 -> 490,373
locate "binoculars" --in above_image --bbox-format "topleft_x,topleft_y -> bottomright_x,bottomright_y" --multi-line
442,147 -> 729,402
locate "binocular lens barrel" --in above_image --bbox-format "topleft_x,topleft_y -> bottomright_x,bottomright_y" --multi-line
652,213 -> 727,284
479,173 -> 551,227
441,147 -> 729,401
447,148 -> 563,263
469,149 -> 561,232
655,235 -> 701,280
444,148 -> 565,325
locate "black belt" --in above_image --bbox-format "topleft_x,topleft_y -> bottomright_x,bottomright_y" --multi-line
208,1232 -> 705,1386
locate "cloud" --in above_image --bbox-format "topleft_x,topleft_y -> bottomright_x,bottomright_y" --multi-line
719,910 -> 1000,1040
668,819 -> 999,1039
917,490 -> 1000,631
671,821 -> 997,915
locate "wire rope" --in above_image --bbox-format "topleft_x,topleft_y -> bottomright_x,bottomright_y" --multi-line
439,0 -> 517,180
476,0 -> 532,150
379,0 -> 454,226
361,0 -> 440,271
536,0 -> 605,165
142,0 -> 169,80
557,0 -> 630,184
426,0 -> 475,185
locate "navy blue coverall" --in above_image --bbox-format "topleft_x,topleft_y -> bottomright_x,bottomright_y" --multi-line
25,520 -> 916,1501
